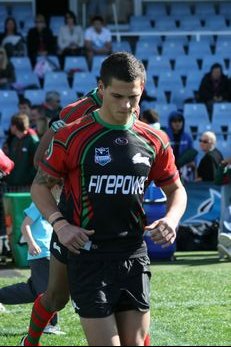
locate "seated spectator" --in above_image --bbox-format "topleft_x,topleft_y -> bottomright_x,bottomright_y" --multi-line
84,15 -> 112,70
42,91 -> 62,119
57,10 -> 84,69
198,63 -> 230,119
0,46 -> 15,89
4,113 -> 39,192
27,14 -> 56,67
30,105 -> 46,131
0,17 -> 26,57
166,110 -> 197,181
196,131 -> 223,182
140,109 -> 161,130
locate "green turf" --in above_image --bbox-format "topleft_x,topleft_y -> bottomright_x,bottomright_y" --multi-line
0,251 -> 230,346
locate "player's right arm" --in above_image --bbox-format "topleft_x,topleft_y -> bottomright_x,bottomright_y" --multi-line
31,167 -> 94,254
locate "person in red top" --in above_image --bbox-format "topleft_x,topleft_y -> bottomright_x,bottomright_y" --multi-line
24,52 -> 187,346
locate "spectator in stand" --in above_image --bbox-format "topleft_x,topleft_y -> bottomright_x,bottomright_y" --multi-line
84,15 -> 112,70
166,110 -> 197,182
196,131 -> 223,182
0,17 -> 25,57
18,97 -> 32,115
57,10 -> 84,69
198,63 -> 230,119
0,46 -> 15,89
140,109 -> 161,130
30,105 -> 47,132
4,113 -> 39,192
27,14 -> 56,67
42,91 -> 62,120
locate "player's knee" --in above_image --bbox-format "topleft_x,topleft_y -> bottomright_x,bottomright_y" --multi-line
43,290 -> 69,311
121,332 -> 146,346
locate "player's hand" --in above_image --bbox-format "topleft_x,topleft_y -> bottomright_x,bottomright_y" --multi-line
56,224 -> 95,254
29,243 -> 41,256
144,218 -> 177,248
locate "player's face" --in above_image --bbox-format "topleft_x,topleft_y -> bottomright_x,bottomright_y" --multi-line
99,78 -> 144,125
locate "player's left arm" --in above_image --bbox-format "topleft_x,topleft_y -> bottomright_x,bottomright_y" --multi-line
145,178 -> 187,247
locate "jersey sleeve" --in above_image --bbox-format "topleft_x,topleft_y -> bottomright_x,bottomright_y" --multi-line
39,124 -> 74,178
149,130 -> 179,187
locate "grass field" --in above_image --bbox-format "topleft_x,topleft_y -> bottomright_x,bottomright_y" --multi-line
0,251 -> 230,346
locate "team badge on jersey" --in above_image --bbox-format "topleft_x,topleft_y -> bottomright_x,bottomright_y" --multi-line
95,147 -> 111,166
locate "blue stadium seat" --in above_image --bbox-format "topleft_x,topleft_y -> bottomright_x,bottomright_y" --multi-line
170,2 -> 192,17
15,71 -> 40,89
0,105 -> 18,132
59,89 -> 77,107
154,103 -> 177,128
11,57 -> 32,72
135,41 -> 158,60
211,103 -> 231,130
170,87 -> 194,108
204,15 -> 228,30
154,17 -> 177,31
44,72 -> 70,90
158,71 -> 183,91
72,72 -> 97,95
183,103 -> 210,128
163,35 -> 188,46
24,89 -> 46,105
0,91 -> 19,106
201,55 -> 225,73
193,2 -> 216,17
91,55 -> 107,75
37,55 -> 60,70
64,56 -> 88,73
147,56 -> 172,78
185,71 -> 203,92
179,16 -> 202,30
49,16 -> 64,36
144,2 -> 167,18
161,41 -> 185,57
174,55 -> 199,76
187,41 -> 212,59
112,40 -> 132,53
219,2 -> 231,19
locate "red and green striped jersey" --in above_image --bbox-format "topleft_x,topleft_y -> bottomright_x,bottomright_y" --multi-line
41,111 -> 179,257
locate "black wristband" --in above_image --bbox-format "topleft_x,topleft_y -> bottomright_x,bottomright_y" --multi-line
51,216 -> 66,227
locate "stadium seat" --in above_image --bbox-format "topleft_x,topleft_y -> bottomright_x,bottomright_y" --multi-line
154,103 -> 177,128
183,103 -> 210,130
144,2 -> 167,18
201,55 -> 225,73
11,57 -> 32,72
135,41 -> 158,60
193,2 -> 216,17
72,72 -> 97,95
24,89 -> 46,105
129,16 -> 152,32
37,55 -> 61,70
158,71 -> 183,91
91,55 -> 107,75
174,55 -> 199,76
44,72 -> 70,90
161,41 -> 185,57
179,16 -> 203,31
15,71 -> 40,89
154,17 -> 177,31
0,105 -> 18,132
64,56 -> 88,73
169,2 -> 192,17
170,87 -> 194,108
112,40 -> 132,53
204,15 -> 228,30
0,91 -> 19,107
49,16 -> 64,36
147,56 -> 172,78
187,41 -> 212,59
211,103 -> 231,133
219,1 -> 231,19
185,71 -> 203,92
59,89 -> 77,107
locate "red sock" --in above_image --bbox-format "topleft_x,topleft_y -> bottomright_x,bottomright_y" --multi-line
24,294 -> 56,346
144,334 -> 151,346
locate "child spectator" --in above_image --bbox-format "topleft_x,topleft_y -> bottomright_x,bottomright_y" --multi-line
0,192 -> 64,334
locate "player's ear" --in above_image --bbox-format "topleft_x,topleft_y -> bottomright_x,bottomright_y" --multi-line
98,80 -> 104,93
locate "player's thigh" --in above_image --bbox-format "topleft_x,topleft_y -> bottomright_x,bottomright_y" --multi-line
80,314 -> 121,346
116,310 -> 150,346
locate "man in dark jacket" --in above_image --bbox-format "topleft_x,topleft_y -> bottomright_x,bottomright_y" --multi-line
198,63 -> 230,119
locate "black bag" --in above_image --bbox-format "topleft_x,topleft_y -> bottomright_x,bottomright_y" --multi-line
176,221 -> 219,251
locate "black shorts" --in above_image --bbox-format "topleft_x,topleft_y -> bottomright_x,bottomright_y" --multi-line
50,231 -> 68,264
67,255 -> 151,318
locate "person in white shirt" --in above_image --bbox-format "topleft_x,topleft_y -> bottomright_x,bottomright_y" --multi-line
84,15 -> 112,70
57,10 -> 84,69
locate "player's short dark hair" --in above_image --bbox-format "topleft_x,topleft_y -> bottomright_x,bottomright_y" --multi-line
100,52 -> 146,87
